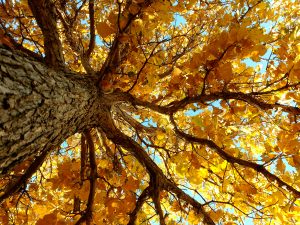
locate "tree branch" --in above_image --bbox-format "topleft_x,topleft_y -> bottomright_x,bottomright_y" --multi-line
80,134 -> 88,184
75,130 -> 97,225
0,23 -> 43,62
99,111 -> 216,225
115,91 -> 300,116
55,3 -> 95,74
150,174 -> 166,225
127,186 -> 150,225
170,114 -> 300,199
0,149 -> 50,204
28,0 -> 65,69
84,0 -> 95,58
97,0 -> 155,81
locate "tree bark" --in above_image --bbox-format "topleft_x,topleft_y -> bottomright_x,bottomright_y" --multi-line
0,46 -> 105,175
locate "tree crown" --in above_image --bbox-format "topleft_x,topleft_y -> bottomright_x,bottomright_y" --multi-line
0,0 -> 300,224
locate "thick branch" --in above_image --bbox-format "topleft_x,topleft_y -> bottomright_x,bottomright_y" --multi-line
56,3 -> 94,74
203,92 -> 300,115
161,91 -> 300,115
117,91 -> 300,116
128,186 -> 150,225
0,24 -> 43,62
0,149 -> 49,203
28,0 -> 65,69
97,0 -> 155,80
75,130 -> 97,225
85,0 -> 95,58
80,134 -> 88,183
99,111 -> 215,225
170,115 -> 300,199
151,175 -> 166,225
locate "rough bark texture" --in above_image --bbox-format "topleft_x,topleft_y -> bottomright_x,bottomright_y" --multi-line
0,46 -> 104,174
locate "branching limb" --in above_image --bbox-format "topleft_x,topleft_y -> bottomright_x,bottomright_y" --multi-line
28,0 -> 65,69
0,23 -> 43,61
161,91 -> 300,115
80,134 -> 88,184
96,129 -> 123,174
75,130 -> 97,225
99,111 -> 216,225
170,114 -> 300,199
115,90 -> 300,116
84,0 -> 95,59
0,150 -> 50,204
128,186 -> 150,225
150,175 -> 166,225
114,105 -> 158,134
97,0 -> 156,81
55,3 -> 95,74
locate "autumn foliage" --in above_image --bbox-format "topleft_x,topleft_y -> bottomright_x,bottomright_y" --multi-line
0,0 -> 300,224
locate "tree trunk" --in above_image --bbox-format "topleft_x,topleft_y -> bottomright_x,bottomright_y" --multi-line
0,46 -> 105,175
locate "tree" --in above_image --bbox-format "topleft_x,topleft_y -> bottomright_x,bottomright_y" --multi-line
0,0 -> 299,224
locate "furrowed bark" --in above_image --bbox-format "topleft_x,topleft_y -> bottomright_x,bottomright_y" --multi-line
0,46 -> 104,175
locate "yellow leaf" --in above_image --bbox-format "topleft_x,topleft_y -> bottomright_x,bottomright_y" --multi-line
171,201 -> 181,212
209,209 -> 223,221
128,4 -> 140,15
36,212 -> 57,225
34,204 -> 49,218
292,155 -> 300,167
277,158 -> 286,173
156,130 -> 165,140
190,53 -> 204,68
96,22 -> 115,38
123,193 -> 136,211
187,210 -> 201,225
132,19 -> 143,32
124,176 -> 139,191
172,67 -> 182,77
119,16 -> 128,30
187,168 -> 208,185
237,184 -> 257,195
98,158 -> 112,169
190,156 -> 201,169
218,62 -> 233,82
176,163 -> 189,175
